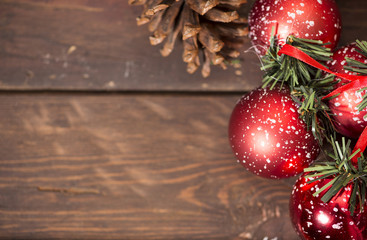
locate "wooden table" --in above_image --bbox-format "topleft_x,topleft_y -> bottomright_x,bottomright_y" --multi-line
1,1 -> 366,239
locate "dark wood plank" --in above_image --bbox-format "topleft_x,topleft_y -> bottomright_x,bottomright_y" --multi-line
0,0 -> 262,92
0,93 -> 298,239
337,0 -> 367,44
1,0 -> 367,91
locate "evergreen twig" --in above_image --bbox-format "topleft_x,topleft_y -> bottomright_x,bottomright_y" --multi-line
304,137 -> 367,216
261,35 -> 333,92
291,73 -> 336,144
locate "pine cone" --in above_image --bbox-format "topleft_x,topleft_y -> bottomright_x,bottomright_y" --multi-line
129,0 -> 248,78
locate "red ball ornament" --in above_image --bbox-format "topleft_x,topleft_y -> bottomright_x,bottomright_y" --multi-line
228,85 -> 320,179
328,85 -> 367,139
290,174 -> 367,240
326,43 -> 367,88
249,0 -> 342,55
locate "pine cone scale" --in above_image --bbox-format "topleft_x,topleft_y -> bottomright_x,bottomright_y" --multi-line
186,0 -> 219,15
129,0 -> 147,5
160,14 -> 183,56
204,8 -> 239,23
182,4 -> 201,40
148,10 -> 165,32
183,37 -> 199,63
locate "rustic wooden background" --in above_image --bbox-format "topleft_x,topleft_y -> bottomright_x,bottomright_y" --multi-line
1,0 -> 367,239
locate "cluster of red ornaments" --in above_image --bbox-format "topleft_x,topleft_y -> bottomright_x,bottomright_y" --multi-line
230,0 -> 346,179
228,0 -> 367,239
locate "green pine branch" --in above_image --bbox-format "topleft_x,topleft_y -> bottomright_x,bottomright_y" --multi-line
344,58 -> 367,74
357,87 -> 367,115
304,137 -> 367,216
355,39 -> 367,58
291,72 -> 336,144
261,35 -> 333,92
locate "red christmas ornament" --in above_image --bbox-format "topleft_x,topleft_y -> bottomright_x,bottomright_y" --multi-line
249,0 -> 342,55
290,174 -> 367,240
328,83 -> 367,139
326,43 -> 367,88
228,85 -> 320,179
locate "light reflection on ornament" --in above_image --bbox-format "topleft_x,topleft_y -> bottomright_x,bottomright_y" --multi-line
316,211 -> 331,225
252,132 -> 273,154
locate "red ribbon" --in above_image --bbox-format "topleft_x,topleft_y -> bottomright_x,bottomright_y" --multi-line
323,78 -> 367,99
352,127 -> 367,165
278,44 -> 367,99
278,44 -> 367,82
277,44 -> 367,163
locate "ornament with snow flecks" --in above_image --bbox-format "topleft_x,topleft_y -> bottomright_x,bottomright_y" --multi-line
248,0 -> 342,55
326,43 -> 367,88
228,85 -> 320,179
290,174 -> 367,240
290,135 -> 367,240
328,83 -> 367,139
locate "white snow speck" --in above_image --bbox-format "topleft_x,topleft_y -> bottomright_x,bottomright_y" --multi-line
288,12 -> 296,19
332,222 -> 343,229
309,21 -> 314,26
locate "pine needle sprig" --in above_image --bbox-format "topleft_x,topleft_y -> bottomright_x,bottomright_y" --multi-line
261,35 -> 333,92
344,58 -> 367,75
344,40 -> 367,74
291,72 -> 336,144
304,137 -> 367,216
357,87 -> 367,116
343,40 -> 367,118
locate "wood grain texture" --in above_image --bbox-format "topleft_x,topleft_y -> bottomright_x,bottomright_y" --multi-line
337,0 -> 367,45
0,0 -> 262,92
0,94 -> 299,239
1,1 -> 367,239
1,0 -> 367,91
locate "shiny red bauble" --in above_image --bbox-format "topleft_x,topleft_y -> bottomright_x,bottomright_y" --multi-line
249,0 -> 342,55
326,43 -> 367,88
290,174 -> 367,240
228,85 -> 320,179
329,84 -> 367,139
